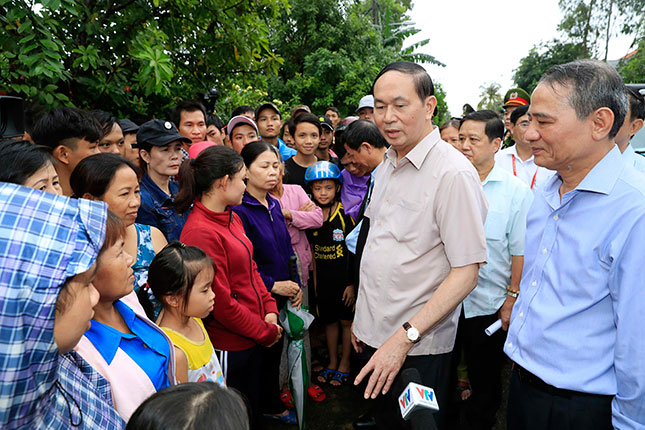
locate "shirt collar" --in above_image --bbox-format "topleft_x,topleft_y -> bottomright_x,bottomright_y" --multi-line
384,128 -> 439,170
84,300 -> 137,365
482,163 -> 504,185
623,144 -> 636,157
541,145 -> 623,208
140,174 -> 177,204
242,191 -> 277,211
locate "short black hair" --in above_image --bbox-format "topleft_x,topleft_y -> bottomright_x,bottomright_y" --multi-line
31,107 -> 103,150
461,110 -> 504,141
240,141 -> 280,168
70,153 -> 139,198
206,113 -> 225,131
231,105 -> 254,118
283,118 -> 295,137
626,87 -> 645,121
171,100 -> 206,128
126,382 -> 249,430
539,59 -> 627,139
344,119 -> 388,150
372,61 -> 434,102
325,106 -> 340,116
510,105 -> 530,125
289,112 -> 322,136
89,109 -> 118,137
0,139 -> 55,185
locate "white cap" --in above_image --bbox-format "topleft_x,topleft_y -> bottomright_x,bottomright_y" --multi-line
356,95 -> 374,112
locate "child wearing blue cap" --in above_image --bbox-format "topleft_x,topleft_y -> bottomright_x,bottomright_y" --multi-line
305,161 -> 356,387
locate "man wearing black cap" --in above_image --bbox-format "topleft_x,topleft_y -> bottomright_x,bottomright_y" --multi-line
256,102 -> 296,161
118,119 -> 140,164
315,116 -> 340,167
136,119 -> 192,242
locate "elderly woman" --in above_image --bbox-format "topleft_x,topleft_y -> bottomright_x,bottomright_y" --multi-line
75,212 -> 176,420
0,182 -> 125,429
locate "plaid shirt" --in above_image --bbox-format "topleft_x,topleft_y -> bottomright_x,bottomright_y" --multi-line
0,183 -> 124,429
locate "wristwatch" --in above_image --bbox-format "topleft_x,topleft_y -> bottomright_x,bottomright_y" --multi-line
402,322 -> 420,344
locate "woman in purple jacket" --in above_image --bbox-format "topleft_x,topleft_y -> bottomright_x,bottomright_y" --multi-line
232,141 -> 302,425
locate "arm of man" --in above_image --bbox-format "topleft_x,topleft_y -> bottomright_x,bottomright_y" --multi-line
499,255 -> 523,330
354,263 -> 479,399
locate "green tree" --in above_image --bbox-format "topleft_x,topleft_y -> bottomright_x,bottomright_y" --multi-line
512,40 -> 586,93
0,0 -> 287,118
477,82 -> 502,112
618,38 -> 645,83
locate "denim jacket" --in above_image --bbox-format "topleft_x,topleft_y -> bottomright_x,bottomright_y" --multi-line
136,173 -> 188,242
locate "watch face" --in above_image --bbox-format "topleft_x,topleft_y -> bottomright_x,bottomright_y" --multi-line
407,327 -> 420,342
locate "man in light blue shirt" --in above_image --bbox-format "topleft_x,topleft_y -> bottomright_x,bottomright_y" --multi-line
457,110 -> 532,430
504,60 -> 645,430
615,86 -> 645,173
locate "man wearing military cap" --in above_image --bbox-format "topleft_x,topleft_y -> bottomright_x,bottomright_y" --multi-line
502,88 -> 530,148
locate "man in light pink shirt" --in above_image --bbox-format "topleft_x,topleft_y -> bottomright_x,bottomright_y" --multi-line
352,61 -> 488,429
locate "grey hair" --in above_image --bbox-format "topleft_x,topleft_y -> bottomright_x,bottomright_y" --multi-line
539,59 -> 628,139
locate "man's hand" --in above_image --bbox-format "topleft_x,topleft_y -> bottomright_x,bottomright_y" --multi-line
499,296 -> 516,331
354,330 -> 412,399
351,322 -> 365,353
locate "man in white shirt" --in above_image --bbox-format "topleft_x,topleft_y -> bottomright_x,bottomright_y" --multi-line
496,105 -> 554,191
615,86 -> 645,173
458,110 -> 533,430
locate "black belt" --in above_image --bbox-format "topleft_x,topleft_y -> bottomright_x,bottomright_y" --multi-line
511,362 -> 613,399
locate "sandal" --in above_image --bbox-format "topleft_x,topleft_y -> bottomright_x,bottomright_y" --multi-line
280,388 -> 294,408
329,371 -> 350,387
308,384 -> 326,402
316,368 -> 336,385
263,409 -> 297,425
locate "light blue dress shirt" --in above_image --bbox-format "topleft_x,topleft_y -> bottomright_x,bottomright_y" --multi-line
504,146 -> 645,429
463,164 -> 532,318
622,144 -> 645,174
346,163 -> 380,254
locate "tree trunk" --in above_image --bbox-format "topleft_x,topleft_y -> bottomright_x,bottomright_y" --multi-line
604,0 -> 613,61
582,0 -> 596,58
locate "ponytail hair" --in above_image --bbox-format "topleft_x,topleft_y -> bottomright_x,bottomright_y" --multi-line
175,145 -> 244,214
147,241 -> 214,311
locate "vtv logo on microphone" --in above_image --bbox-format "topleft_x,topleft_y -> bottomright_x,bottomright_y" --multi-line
398,382 -> 439,420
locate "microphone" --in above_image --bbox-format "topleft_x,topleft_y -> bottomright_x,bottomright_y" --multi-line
396,368 -> 439,430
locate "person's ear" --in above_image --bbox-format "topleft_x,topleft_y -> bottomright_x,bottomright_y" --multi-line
139,149 -> 151,164
425,96 -> 438,120
590,107 -> 614,141
53,145 -> 70,166
492,137 -> 502,153
629,118 -> 644,138
82,193 -> 98,201
164,294 -> 181,309
361,142 -> 372,154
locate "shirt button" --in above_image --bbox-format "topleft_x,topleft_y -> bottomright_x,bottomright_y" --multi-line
553,214 -> 559,220
519,312 -> 524,318
542,248 -> 547,254
377,221 -> 382,226
531,281 -> 536,287
507,342 -> 513,348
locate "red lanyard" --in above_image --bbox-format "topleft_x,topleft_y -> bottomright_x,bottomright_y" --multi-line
512,154 -> 538,189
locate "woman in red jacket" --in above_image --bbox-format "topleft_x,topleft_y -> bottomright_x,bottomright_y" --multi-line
176,145 -> 282,429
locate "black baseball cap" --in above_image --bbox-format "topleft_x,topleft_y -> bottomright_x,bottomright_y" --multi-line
319,116 -> 334,131
118,119 -> 139,135
136,119 -> 191,147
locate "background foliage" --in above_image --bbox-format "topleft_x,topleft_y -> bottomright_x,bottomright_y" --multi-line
1,0 -> 448,122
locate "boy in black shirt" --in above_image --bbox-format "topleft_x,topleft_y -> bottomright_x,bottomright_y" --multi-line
284,112 -> 321,192
305,161 -> 355,387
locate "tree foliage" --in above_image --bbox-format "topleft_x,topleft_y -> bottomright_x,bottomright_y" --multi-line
512,40 -> 586,93
477,82 -> 502,112
1,0 -> 446,121
618,38 -> 645,83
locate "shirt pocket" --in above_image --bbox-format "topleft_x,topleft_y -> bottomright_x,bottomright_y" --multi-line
484,211 -> 507,242
390,199 -> 423,242
154,207 -> 178,237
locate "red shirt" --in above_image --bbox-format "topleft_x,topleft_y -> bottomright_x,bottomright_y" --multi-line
181,200 -> 279,351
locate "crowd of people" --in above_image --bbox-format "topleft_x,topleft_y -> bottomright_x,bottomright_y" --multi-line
0,58 -> 644,430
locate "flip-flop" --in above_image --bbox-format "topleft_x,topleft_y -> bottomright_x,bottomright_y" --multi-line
308,384 -> 326,402
329,370 -> 350,387
316,367 -> 336,385
280,388 -> 294,408
263,409 -> 297,425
